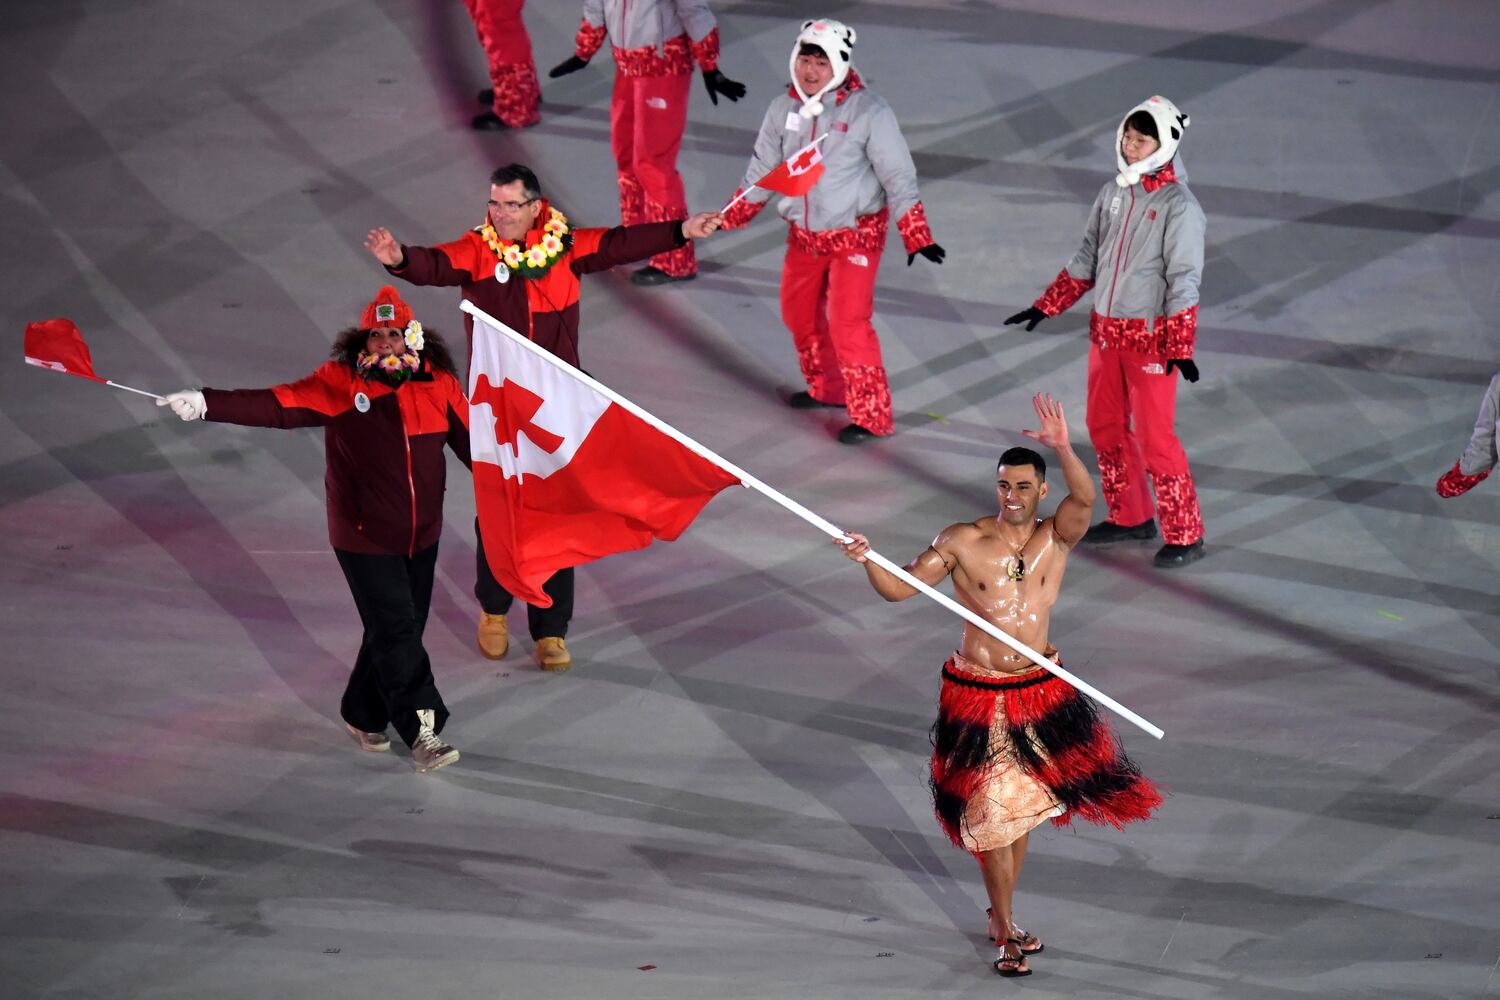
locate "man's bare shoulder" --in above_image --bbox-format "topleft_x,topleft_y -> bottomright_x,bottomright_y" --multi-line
933,517 -> 996,551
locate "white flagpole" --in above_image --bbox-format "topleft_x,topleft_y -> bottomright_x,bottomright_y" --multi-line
461,301 -> 1164,740
24,358 -> 165,400
107,381 -> 166,401
720,134 -> 829,214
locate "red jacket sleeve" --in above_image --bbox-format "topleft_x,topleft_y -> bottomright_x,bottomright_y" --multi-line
575,17 -> 607,61
1034,268 -> 1095,317
720,187 -> 767,230
1162,305 -> 1199,359
690,26 -> 720,71
202,362 -> 349,428
568,222 -> 684,276
390,233 -> 484,287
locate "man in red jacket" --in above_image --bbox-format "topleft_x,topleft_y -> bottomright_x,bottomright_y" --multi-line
157,288 -> 471,773
365,163 -> 723,670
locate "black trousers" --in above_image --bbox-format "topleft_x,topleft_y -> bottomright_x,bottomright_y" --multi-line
335,544 -> 449,748
473,517 -> 573,638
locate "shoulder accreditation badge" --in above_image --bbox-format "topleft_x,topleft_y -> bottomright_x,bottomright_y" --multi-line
354,391 -> 371,413
494,263 -> 510,284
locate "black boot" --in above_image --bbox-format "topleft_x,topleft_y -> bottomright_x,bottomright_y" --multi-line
788,391 -> 841,409
471,111 -> 508,131
837,424 -> 879,445
1083,519 -> 1158,544
630,265 -> 694,286
1154,540 -> 1205,568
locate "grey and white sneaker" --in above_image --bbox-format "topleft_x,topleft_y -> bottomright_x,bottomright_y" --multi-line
411,709 -> 459,773
344,722 -> 391,753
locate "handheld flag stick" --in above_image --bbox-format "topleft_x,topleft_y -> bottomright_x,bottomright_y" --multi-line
460,301 -> 1164,740
102,380 -> 166,401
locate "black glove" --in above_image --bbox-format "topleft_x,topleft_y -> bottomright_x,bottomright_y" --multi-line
907,243 -> 945,266
702,69 -> 745,106
1003,307 -> 1047,332
1165,358 -> 1200,383
549,55 -> 589,78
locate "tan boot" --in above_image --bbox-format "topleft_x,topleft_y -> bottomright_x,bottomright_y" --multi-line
535,636 -> 572,672
477,612 -> 509,659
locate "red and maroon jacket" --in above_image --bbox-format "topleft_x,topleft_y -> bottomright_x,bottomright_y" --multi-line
202,361 -> 471,557
388,203 -> 684,372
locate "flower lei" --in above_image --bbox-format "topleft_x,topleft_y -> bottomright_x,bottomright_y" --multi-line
480,206 -> 573,280
356,320 -> 424,384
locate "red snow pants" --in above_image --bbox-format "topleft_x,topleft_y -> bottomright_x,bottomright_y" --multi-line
1085,341 -> 1204,545
779,243 -> 894,436
611,70 -> 695,277
463,0 -> 540,127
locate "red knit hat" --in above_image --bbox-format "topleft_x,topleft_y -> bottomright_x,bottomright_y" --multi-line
360,285 -> 414,329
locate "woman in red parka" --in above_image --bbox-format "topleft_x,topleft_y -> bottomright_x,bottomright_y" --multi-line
157,287 -> 471,773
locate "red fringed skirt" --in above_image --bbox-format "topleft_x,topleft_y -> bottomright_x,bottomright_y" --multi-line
930,655 -> 1163,851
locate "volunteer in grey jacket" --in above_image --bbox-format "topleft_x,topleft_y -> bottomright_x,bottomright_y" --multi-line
721,18 -> 944,445
1006,96 -> 1206,567
1436,370 -> 1500,497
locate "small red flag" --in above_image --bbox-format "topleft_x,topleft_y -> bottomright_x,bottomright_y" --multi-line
24,319 -> 107,383
752,138 -> 826,197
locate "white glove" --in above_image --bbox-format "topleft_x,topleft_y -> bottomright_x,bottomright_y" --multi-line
157,389 -> 207,421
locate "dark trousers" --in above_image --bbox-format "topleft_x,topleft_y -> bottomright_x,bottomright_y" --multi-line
335,544 -> 449,748
473,517 -> 573,638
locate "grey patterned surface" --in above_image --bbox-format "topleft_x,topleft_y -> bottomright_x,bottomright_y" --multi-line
2,1 -> 1497,997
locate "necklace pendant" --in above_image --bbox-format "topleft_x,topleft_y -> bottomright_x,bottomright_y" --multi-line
1007,557 -> 1025,582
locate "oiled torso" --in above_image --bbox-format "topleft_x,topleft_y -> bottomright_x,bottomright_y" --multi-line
948,516 -> 1067,676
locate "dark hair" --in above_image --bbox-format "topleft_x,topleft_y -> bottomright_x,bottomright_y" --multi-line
331,326 -> 458,377
797,42 -> 827,59
488,163 -> 541,200
997,446 -> 1046,481
1124,110 -> 1158,140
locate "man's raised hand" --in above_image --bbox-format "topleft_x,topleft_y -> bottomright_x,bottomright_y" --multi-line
1020,392 -> 1069,451
365,227 -> 403,268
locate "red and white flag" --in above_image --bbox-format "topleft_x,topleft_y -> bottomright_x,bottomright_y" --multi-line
465,303 -> 742,608
24,319 -> 106,383
734,135 -> 828,204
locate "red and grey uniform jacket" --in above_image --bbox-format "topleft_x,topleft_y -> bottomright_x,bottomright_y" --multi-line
388,201 -> 683,371
721,71 -> 936,257
202,360 -> 471,558
1033,160 -> 1206,359
575,0 -> 720,77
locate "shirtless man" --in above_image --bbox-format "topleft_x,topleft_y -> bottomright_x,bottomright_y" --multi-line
837,393 -> 1161,977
